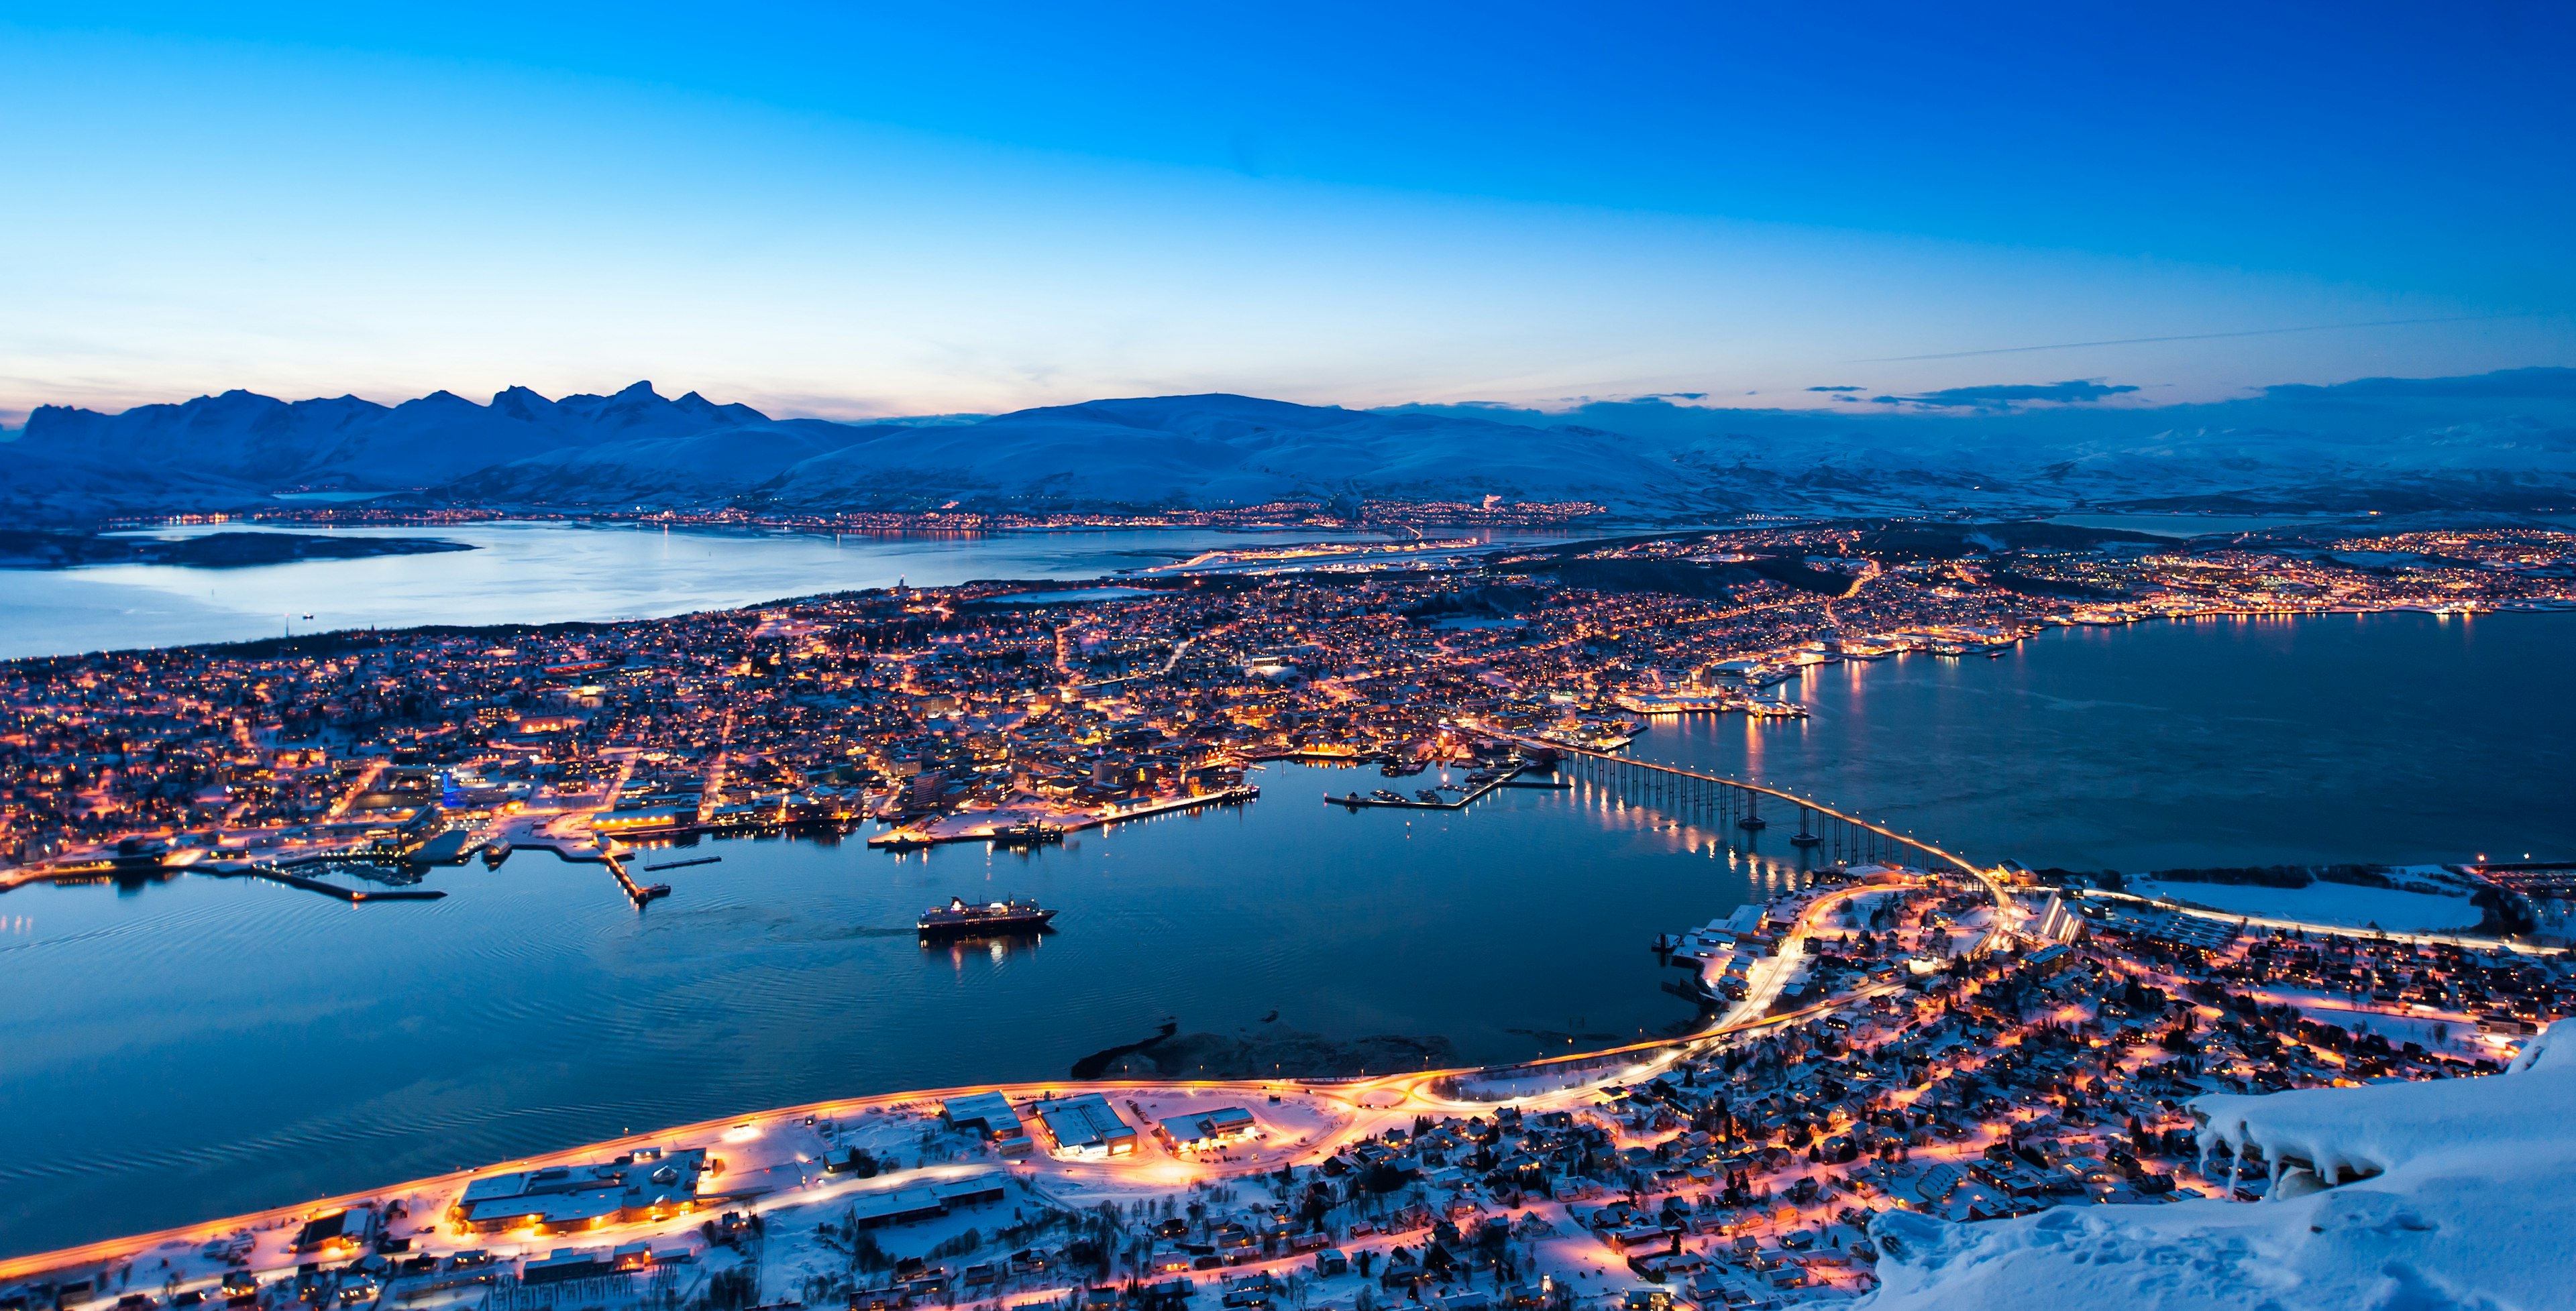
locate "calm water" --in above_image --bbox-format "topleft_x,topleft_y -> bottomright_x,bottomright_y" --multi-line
1646,611 -> 2576,872
0,764 -> 1775,1255
0,523 -> 1457,659
1,611 -> 2569,1255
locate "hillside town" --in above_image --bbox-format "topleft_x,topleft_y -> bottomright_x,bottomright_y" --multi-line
3,521 -> 2571,876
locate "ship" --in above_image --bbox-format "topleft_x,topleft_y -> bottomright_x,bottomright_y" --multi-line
989,821 -> 1067,848
917,895 -> 1057,937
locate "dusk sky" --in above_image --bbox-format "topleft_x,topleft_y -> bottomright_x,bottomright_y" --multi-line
5,1 -> 2573,422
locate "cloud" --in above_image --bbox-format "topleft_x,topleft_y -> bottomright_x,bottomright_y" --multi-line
1870,380 -> 2141,410
1858,313 -> 2546,362
1806,385 -> 1864,393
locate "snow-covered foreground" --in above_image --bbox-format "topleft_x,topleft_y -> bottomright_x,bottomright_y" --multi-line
1862,1020 -> 2576,1311
2128,878 -> 2482,933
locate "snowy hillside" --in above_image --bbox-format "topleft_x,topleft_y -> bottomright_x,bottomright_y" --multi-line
8,369 -> 2575,522
1396,367 -> 2576,515
744,394 -> 1696,512
3,386 -> 1705,519
1864,1019 -> 2576,1311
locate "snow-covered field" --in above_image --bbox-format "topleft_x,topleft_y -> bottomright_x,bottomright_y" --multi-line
1862,1020 -> 2576,1311
2129,878 -> 2482,933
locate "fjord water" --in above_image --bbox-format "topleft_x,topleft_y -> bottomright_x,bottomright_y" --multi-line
0,605 -> 2567,1254
1651,611 -> 2576,873
0,765 -> 1782,1255
0,522 -> 1415,658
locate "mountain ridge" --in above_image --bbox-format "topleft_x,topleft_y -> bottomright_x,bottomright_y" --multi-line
7,370 -> 2574,523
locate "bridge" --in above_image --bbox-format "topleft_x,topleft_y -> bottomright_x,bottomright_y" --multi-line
1497,735 -> 2025,948
0,740 -> 2041,1284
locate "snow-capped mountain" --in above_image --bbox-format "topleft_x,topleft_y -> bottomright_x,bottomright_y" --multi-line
2,386 -> 1698,520
5,369 -> 2573,523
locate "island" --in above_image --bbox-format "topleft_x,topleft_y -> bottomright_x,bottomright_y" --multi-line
0,530 -> 475,571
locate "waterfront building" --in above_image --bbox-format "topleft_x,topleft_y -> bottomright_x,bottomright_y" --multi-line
1155,1106 -> 1258,1153
939,1091 -> 1033,1156
1026,1093 -> 1138,1159
448,1147 -> 708,1235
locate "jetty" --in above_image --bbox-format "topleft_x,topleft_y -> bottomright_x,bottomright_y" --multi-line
1327,764 -> 1528,811
869,784 -> 1263,852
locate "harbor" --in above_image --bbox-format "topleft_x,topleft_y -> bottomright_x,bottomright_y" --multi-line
866,785 -> 1263,852
1324,761 -> 1533,811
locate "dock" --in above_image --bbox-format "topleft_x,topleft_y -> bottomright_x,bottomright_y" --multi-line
1326,765 -> 1529,811
602,856 -> 672,906
870,785 -> 1263,852
199,865 -> 447,903
506,839 -> 672,905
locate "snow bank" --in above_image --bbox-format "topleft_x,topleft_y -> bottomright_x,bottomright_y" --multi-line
1863,1019 -> 2576,1311
2127,878 -> 2481,932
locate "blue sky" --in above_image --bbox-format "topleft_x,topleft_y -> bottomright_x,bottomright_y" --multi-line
3,1 -> 2571,421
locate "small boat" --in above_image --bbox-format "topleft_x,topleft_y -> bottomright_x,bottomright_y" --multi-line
1371,789 -> 1405,803
1414,789 -> 1442,803
871,830 -> 936,851
917,895 -> 1055,936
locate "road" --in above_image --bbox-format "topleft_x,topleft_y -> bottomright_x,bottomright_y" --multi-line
2083,887 -> 2568,956
0,844 -> 1975,1284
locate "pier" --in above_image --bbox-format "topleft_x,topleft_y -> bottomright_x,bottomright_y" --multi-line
510,838 -> 672,906
869,785 -> 1263,851
1325,765 -> 1525,811
200,864 -> 447,903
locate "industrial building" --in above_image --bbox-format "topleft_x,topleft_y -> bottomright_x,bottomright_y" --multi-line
1025,1094 -> 1137,1159
842,1172 -> 1012,1230
939,1091 -> 1033,1156
1154,1106 -> 1258,1153
449,1148 -> 708,1235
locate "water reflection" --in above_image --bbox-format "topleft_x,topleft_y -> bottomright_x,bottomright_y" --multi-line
922,930 -> 1049,969
0,522 -> 1566,658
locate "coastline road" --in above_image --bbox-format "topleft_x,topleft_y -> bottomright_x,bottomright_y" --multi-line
0,850 -> 1958,1284
2082,887 -> 2569,957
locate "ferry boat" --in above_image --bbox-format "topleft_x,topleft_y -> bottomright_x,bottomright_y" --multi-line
917,895 -> 1056,937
